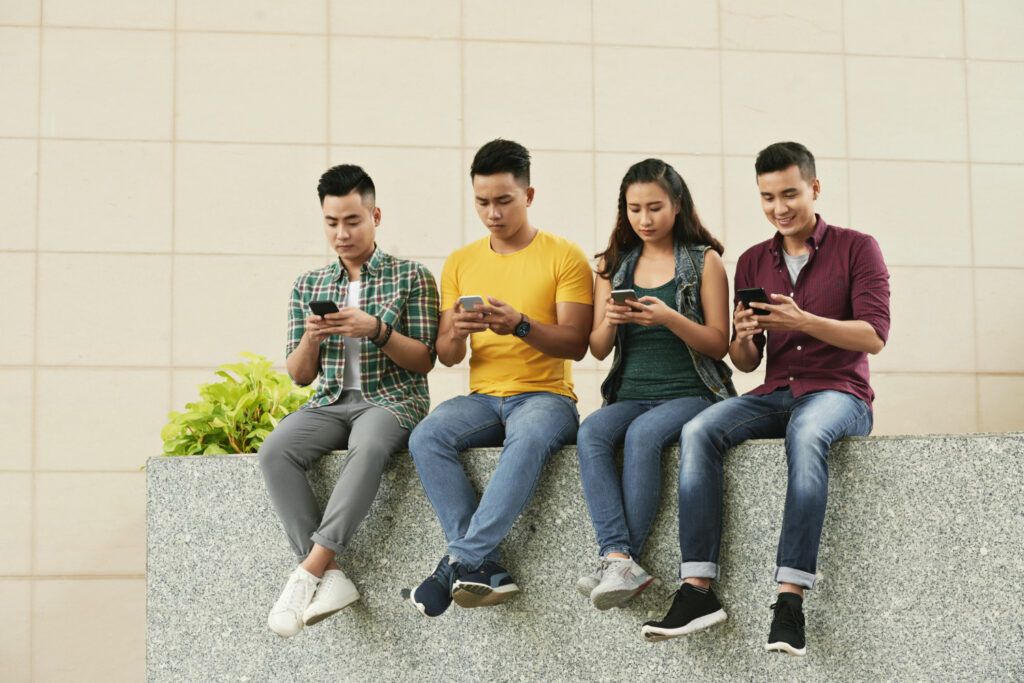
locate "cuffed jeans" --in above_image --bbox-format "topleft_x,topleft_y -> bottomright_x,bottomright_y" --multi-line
408,391 -> 579,569
577,396 -> 712,558
678,388 -> 872,589
258,391 -> 409,560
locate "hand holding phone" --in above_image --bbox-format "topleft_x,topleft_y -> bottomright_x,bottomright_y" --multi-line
737,287 -> 771,315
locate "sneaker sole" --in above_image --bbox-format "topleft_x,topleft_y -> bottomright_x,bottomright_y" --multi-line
576,580 -> 598,598
765,641 -> 806,657
303,591 -> 359,626
451,583 -> 519,608
641,608 -> 727,642
592,577 -> 654,611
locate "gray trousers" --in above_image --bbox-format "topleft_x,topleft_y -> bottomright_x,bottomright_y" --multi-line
257,391 -> 409,560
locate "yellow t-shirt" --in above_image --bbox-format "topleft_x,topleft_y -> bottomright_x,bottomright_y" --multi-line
440,230 -> 593,400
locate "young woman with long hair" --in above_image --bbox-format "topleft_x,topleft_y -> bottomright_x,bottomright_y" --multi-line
577,158 -> 736,610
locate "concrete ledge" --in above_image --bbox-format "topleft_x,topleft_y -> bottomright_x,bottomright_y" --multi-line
147,433 -> 1024,681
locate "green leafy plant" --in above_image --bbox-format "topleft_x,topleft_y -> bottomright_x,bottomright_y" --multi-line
161,352 -> 313,456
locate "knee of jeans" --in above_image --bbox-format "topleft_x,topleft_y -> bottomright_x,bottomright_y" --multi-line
576,417 -> 609,455
622,427 -> 661,461
679,416 -> 713,454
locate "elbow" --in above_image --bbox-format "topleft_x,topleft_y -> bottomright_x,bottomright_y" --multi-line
867,339 -> 885,355
571,339 -> 589,362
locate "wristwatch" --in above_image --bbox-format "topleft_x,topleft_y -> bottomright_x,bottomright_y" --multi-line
513,313 -> 531,338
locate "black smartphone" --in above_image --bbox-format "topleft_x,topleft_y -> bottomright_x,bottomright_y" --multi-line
308,300 -> 340,316
737,287 -> 771,315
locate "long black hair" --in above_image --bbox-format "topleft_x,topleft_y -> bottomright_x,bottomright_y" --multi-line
596,158 -> 723,279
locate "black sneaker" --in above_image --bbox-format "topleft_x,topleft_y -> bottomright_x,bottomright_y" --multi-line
409,556 -> 461,618
641,583 -> 727,642
452,560 -> 520,608
765,592 -> 807,656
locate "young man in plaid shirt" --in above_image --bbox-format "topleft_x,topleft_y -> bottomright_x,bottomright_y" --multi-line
258,164 -> 439,638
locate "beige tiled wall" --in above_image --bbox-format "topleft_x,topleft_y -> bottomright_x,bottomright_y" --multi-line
2,2 -> 1022,680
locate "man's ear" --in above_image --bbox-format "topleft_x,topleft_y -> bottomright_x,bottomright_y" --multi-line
525,186 -> 535,207
372,206 -> 382,226
812,178 -> 821,201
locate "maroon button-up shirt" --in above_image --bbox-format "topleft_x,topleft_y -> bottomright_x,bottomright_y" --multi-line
733,215 -> 890,406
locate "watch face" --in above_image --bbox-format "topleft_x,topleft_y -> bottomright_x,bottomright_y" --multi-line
514,319 -> 531,338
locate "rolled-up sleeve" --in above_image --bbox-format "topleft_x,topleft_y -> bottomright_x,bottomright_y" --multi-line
849,235 -> 891,343
404,263 -> 440,357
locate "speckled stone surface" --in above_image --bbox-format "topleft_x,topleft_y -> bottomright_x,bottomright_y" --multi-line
147,434 -> 1024,681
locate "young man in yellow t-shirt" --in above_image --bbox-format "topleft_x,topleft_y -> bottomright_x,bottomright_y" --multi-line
408,139 -> 594,618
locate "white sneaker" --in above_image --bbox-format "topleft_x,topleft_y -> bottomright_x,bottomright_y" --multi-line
303,568 -> 360,626
590,557 -> 654,610
267,567 -> 320,638
576,558 -> 609,597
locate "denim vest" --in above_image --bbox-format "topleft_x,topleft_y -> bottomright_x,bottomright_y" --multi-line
600,242 -> 737,405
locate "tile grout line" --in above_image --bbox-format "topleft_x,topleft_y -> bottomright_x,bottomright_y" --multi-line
840,0 -> 853,228
590,0 -> 598,259
960,0 -> 982,430
458,0 -> 466,246
169,0 -> 179,441
5,22 -> 1024,65
717,0 -> 727,250
30,2 -> 43,678
325,1 -> 331,174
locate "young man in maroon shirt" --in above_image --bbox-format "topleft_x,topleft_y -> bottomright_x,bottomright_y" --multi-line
641,142 -> 891,656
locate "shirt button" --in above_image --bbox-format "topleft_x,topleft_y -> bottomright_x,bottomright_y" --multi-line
789,376 -> 795,381
797,345 -> 802,351
789,292 -> 794,296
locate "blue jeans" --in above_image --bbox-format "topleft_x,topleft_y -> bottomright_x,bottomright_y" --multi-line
678,388 -> 872,589
409,391 -> 579,569
577,396 -> 712,558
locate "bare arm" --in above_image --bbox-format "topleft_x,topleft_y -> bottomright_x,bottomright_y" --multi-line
286,316 -> 327,386
480,297 -> 592,361
610,251 -> 731,360
751,294 -> 885,354
589,266 -> 617,360
729,304 -> 763,372
659,249 -> 730,359
435,305 -> 491,367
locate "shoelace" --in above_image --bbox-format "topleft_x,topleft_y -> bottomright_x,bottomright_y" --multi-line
282,573 -> 318,612
769,599 -> 804,629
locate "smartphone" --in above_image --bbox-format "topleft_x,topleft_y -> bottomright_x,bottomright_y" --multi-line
457,295 -> 485,311
610,289 -> 638,304
308,300 -> 340,316
737,287 -> 771,315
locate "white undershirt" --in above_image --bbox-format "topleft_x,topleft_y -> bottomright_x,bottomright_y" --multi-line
342,281 -> 362,392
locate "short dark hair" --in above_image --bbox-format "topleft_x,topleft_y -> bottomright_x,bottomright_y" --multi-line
755,142 -> 816,182
470,138 -> 531,186
317,164 -> 375,206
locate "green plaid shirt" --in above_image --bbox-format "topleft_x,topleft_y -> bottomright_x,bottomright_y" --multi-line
287,247 -> 439,431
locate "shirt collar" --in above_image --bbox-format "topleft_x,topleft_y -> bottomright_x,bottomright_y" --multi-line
331,245 -> 383,282
769,214 -> 828,264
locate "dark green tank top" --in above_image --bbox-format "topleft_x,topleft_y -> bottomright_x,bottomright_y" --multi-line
616,280 -> 714,402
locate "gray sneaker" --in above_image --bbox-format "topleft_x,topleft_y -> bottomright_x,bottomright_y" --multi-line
590,557 -> 654,610
576,558 -> 609,597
